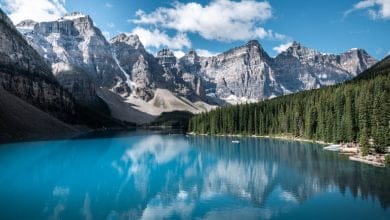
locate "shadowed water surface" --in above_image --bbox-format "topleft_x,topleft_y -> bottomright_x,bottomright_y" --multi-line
0,133 -> 389,219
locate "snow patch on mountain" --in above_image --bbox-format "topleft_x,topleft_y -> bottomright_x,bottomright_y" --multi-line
112,51 -> 136,95
60,12 -> 87,21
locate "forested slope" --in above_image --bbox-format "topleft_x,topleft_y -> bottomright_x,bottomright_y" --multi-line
189,56 -> 390,153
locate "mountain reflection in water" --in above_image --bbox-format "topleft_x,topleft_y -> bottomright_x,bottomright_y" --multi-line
0,134 -> 388,219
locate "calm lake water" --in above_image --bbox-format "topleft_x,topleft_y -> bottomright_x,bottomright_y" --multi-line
0,132 -> 389,220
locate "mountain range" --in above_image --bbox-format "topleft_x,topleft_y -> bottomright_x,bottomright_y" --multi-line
0,10 -> 378,140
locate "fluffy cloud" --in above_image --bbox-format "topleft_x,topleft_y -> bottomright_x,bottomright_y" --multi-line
0,0 -> 67,24
273,42 -> 293,54
131,0 -> 284,42
196,49 -> 219,57
346,0 -> 390,19
132,27 -> 191,50
105,2 -> 113,8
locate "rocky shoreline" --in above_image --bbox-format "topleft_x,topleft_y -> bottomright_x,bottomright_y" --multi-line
187,132 -> 388,167
323,143 -> 387,167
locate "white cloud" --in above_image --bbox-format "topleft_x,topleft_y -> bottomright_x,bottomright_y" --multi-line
345,0 -> 390,19
132,27 -> 191,50
0,0 -> 67,24
173,50 -> 186,58
107,22 -> 115,28
273,42 -> 293,54
105,2 -> 113,8
131,0 -> 284,42
196,49 -> 219,57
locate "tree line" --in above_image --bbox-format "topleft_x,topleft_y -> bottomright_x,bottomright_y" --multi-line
189,57 -> 390,153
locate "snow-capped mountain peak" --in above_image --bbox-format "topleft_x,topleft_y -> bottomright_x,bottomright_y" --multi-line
60,12 -> 88,21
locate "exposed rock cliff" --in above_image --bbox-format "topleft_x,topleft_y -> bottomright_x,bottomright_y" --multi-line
110,33 -> 157,100
272,42 -> 377,93
0,9 -> 76,121
18,12 -> 125,103
179,41 -> 377,103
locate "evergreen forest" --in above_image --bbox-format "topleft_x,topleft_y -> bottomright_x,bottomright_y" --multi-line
189,56 -> 390,153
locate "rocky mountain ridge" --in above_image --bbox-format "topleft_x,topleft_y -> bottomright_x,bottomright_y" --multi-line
179,40 -> 377,102
18,12 -> 126,104
14,12 -> 377,124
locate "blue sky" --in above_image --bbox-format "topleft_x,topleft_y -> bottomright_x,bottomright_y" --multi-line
1,0 -> 389,59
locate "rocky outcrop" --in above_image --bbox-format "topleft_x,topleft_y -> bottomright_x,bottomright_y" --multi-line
0,9 -> 131,140
18,12 -> 125,103
196,40 -> 283,101
53,63 -> 97,104
155,48 -> 193,97
0,9 -> 76,121
1,11 -> 54,81
0,72 -> 76,120
272,42 -> 378,93
110,34 -> 205,102
110,33 -> 157,100
331,48 -> 377,76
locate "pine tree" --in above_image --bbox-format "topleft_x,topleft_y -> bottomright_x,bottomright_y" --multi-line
360,127 -> 370,156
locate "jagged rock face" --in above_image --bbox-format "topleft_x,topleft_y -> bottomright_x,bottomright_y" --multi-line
181,72 -> 205,97
0,11 -> 54,81
155,48 -> 206,99
18,12 -> 125,102
179,41 -> 377,103
0,72 -> 75,118
335,49 -> 377,76
53,63 -> 97,104
178,50 -> 208,98
110,35 -> 205,101
179,49 -> 202,73
130,55 -> 155,100
0,9 -> 76,120
215,40 -> 282,100
110,34 -> 157,100
156,48 -> 177,68
180,41 -> 284,101
272,42 -> 377,92
155,48 -> 180,84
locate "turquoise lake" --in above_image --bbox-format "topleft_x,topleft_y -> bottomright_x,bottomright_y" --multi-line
0,132 -> 389,219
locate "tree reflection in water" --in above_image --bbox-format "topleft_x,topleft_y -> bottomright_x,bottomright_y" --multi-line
0,134 -> 388,219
